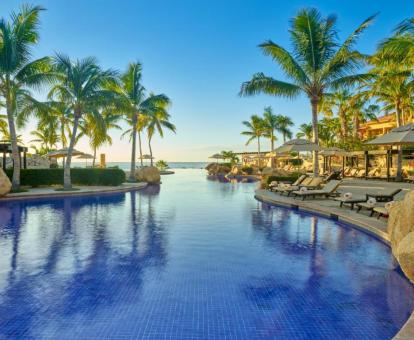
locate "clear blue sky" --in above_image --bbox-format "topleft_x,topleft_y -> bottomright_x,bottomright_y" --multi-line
2,0 -> 414,161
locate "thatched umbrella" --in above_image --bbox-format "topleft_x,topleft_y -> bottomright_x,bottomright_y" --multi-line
274,139 -> 321,171
209,153 -> 224,163
76,153 -> 94,167
47,148 -> 84,167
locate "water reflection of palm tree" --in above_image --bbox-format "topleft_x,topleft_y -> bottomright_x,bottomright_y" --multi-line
0,190 -> 170,337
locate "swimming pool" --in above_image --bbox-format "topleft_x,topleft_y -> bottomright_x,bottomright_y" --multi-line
0,169 -> 413,339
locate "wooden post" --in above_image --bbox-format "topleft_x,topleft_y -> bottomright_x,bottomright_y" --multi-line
364,150 -> 369,180
342,156 -> 345,178
100,153 -> 106,168
386,149 -> 390,182
2,152 -> 6,170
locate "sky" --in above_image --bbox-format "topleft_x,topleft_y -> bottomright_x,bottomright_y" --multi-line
1,0 -> 414,162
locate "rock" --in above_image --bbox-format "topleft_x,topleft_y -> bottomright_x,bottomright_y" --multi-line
0,168 -> 12,196
388,190 -> 414,258
135,166 -> 161,184
205,163 -> 231,175
397,231 -> 414,284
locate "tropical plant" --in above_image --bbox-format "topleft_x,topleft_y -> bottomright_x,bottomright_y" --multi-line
220,150 -> 239,165
146,97 -> 175,166
241,115 -> 266,158
240,8 -> 376,175
0,5 -> 53,189
0,114 -> 8,139
48,54 -> 118,189
108,62 -> 170,179
155,160 -> 168,171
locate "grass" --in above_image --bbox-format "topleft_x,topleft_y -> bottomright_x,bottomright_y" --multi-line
54,187 -> 81,192
9,188 -> 29,193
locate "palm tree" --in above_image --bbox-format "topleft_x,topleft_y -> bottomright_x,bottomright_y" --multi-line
320,89 -> 353,141
296,123 -> 313,140
49,54 -> 118,189
262,106 -> 278,151
241,115 -> 266,159
146,98 -> 175,166
0,5 -> 53,189
30,121 -> 60,152
275,115 -> 294,142
109,63 -> 170,180
240,8 -> 376,175
220,150 -> 239,165
80,111 -> 121,167
0,114 -> 8,139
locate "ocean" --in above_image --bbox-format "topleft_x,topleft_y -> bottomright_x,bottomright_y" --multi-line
71,161 -> 208,170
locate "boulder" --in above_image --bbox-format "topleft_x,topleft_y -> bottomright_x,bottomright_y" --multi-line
205,163 -> 231,175
388,190 -> 414,257
0,168 -> 12,197
397,231 -> 414,284
135,166 -> 161,184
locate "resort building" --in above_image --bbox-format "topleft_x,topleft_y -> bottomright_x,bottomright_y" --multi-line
359,113 -> 414,140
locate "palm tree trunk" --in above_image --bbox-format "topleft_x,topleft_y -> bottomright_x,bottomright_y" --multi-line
138,129 -> 143,167
148,136 -> 153,166
395,104 -> 403,181
6,92 -> 20,190
64,114 -> 80,190
129,113 -> 138,182
257,137 -> 261,167
61,118 -> 67,148
339,109 -> 347,142
311,98 -> 319,176
353,114 -> 360,140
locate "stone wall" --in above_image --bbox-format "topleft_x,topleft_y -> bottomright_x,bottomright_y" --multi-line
388,190 -> 414,283
1,154 -> 50,169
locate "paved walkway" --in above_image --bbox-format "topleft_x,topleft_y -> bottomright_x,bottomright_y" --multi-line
256,178 -> 413,244
0,182 -> 147,201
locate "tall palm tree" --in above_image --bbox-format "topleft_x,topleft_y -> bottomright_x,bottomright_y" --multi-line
0,5 -> 53,189
240,8 -> 376,175
262,106 -> 278,151
146,97 -> 175,166
241,115 -> 265,159
108,63 -> 170,180
275,115 -> 294,143
49,54 -> 118,189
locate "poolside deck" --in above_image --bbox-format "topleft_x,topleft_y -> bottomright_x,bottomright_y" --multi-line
255,178 -> 414,244
0,182 -> 147,201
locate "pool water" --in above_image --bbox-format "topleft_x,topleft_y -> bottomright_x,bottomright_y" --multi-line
0,169 -> 413,339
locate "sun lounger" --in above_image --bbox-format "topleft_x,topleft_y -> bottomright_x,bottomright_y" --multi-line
366,188 -> 402,202
270,174 -> 307,192
273,175 -> 310,195
356,202 -> 384,216
373,206 -> 389,219
334,196 -> 367,210
292,180 -> 342,200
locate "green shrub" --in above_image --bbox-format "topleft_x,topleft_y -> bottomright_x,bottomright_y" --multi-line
5,168 -> 126,187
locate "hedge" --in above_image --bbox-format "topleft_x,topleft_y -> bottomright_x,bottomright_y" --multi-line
5,168 -> 126,187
